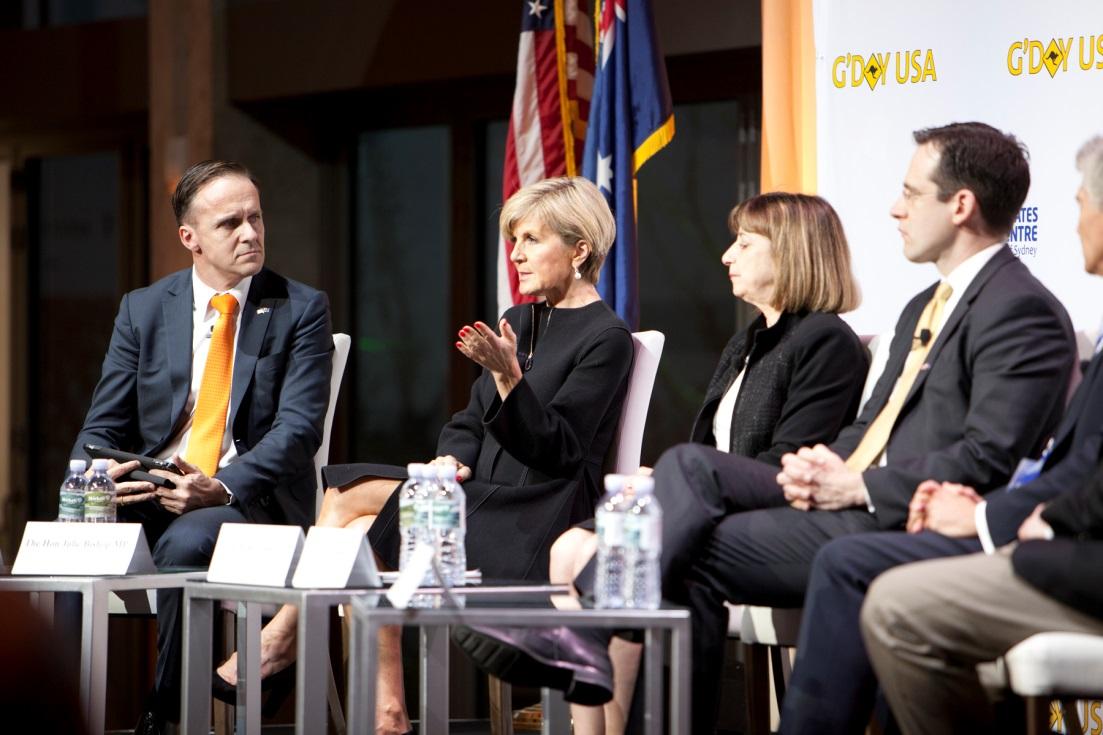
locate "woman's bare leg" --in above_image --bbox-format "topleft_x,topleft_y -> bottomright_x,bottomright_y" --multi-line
549,528 -> 643,735
217,478 -> 410,733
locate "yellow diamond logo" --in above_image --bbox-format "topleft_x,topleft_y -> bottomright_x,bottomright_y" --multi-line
863,57 -> 883,90
1042,39 -> 1064,78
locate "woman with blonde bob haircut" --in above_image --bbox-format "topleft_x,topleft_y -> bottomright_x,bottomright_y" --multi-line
215,176 -> 634,735
508,191 -> 870,735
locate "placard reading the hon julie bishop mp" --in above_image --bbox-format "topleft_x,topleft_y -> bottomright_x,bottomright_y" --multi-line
12,521 -> 156,576
206,523 -> 304,587
291,527 -> 382,589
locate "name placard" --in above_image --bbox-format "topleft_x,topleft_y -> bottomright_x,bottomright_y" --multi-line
291,527 -> 381,589
12,521 -> 156,576
206,523 -> 304,587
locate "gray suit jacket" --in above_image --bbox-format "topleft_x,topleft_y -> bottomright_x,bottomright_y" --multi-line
73,267 -> 333,528
832,247 -> 1076,528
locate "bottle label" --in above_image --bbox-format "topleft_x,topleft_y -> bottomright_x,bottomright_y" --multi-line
626,515 -> 661,552
596,511 -> 624,546
414,498 -> 432,527
58,492 -> 84,520
85,492 -> 110,517
399,498 -> 415,529
431,502 -> 459,530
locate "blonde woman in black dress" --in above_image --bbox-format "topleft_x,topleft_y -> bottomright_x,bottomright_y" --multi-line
216,177 -> 634,735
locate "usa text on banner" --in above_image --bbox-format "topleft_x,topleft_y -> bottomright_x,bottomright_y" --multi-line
582,0 -> 674,330
497,0 -> 595,318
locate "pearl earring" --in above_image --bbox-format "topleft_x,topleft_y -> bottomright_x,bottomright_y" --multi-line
574,267 -> 582,280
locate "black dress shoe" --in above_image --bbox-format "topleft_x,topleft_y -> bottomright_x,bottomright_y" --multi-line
453,625 -> 614,706
133,709 -> 166,735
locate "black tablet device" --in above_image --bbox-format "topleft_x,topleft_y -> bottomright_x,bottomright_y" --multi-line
83,444 -> 184,475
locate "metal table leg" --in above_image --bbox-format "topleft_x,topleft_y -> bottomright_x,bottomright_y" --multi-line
420,624 -> 449,735
297,598 -> 331,733
82,584 -> 109,735
181,590 -> 214,735
643,627 -> 664,735
671,618 -> 691,734
347,613 -> 379,735
541,688 -> 571,735
236,601 -> 262,734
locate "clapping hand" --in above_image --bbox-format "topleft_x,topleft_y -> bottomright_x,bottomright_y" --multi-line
456,319 -> 523,398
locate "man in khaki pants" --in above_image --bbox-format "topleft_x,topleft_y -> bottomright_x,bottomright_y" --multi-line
861,135 -> 1103,735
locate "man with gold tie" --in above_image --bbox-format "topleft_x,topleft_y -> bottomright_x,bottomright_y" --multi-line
72,160 -> 333,735
456,123 -> 1077,734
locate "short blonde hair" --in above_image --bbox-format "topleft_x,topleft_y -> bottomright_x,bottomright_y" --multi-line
500,177 -> 615,284
728,193 -> 860,314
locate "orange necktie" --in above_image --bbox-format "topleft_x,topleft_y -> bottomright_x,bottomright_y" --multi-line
845,282 -> 953,472
187,293 -> 238,476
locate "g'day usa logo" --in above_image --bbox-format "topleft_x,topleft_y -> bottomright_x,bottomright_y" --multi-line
831,49 -> 938,90
1008,35 -> 1103,77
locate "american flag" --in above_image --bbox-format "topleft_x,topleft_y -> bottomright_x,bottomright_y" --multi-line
497,0 -> 595,318
582,0 -> 674,330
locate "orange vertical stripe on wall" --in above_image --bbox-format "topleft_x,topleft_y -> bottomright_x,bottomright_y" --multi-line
761,0 -> 817,194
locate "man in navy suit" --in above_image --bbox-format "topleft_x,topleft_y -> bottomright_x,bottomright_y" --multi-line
855,134 -> 1103,735
779,135 -> 1103,734
72,160 -> 333,733
455,123 -> 1078,734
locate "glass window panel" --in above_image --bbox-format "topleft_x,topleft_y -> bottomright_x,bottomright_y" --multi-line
353,126 -> 452,463
636,98 -> 761,461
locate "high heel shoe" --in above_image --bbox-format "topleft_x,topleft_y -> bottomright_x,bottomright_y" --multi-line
211,662 -> 296,707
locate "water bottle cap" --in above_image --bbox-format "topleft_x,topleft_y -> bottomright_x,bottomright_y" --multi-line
69,459 -> 87,473
435,463 -> 457,480
627,476 -> 655,494
91,458 -> 110,471
603,473 -> 626,492
407,462 -> 424,476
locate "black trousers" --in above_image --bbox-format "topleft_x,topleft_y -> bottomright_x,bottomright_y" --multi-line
778,530 -> 982,734
580,443 -> 882,734
120,501 -> 247,720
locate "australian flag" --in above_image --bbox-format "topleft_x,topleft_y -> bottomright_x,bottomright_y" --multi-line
582,0 -> 674,330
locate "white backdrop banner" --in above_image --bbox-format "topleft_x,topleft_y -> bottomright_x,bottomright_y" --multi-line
813,0 -> 1103,335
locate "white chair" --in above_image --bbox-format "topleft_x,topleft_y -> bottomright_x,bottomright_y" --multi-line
315,333 -> 352,516
1001,632 -> 1103,735
489,330 -> 666,735
608,330 -> 666,473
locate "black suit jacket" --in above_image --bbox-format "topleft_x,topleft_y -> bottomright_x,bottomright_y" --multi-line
73,267 -> 333,528
689,311 -> 868,466
1014,455 -> 1103,619
832,247 -> 1076,528
984,351 -> 1103,545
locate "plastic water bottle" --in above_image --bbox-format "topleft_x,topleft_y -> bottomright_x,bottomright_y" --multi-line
594,474 -> 631,609
624,476 -> 662,609
411,465 -> 439,586
84,459 -> 117,523
432,462 -> 467,587
398,463 -> 428,572
58,459 -> 87,522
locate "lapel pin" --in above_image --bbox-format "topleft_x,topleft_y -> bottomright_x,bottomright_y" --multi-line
256,307 -> 270,315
